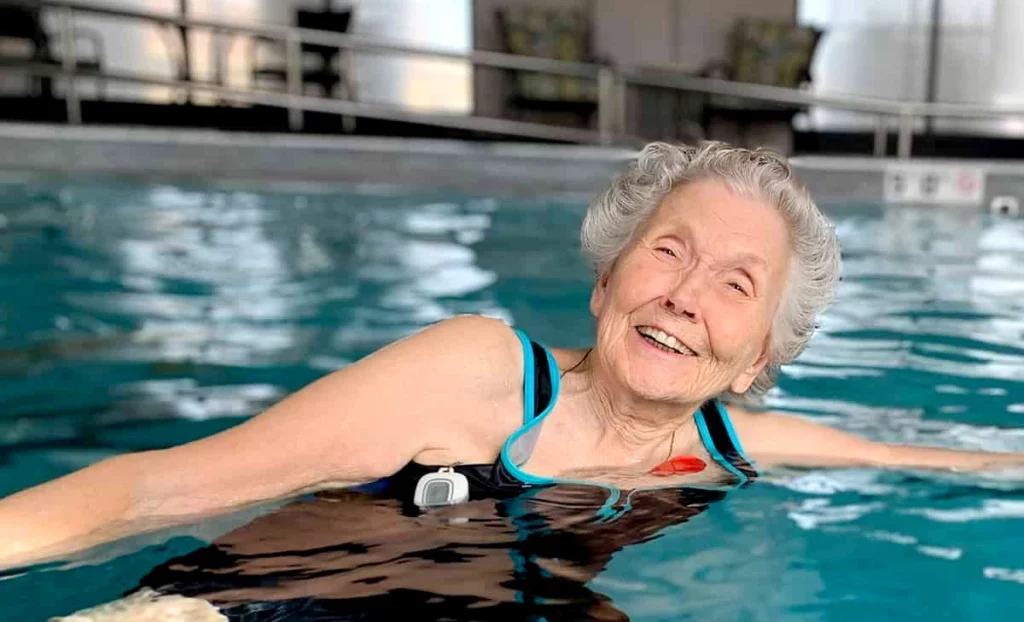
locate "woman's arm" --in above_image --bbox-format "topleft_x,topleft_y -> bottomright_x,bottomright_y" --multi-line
729,406 -> 1024,471
0,315 -> 519,569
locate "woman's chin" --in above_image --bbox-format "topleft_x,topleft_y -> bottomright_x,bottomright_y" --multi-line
624,371 -> 704,404
606,332 -> 712,402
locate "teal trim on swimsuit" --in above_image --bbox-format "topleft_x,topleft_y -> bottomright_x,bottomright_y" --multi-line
503,332 -> 621,506
502,330 -> 561,486
695,403 -> 749,485
503,332 -> 752,499
713,400 -> 759,476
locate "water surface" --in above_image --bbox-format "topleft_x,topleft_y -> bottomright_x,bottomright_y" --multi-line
0,178 -> 1021,620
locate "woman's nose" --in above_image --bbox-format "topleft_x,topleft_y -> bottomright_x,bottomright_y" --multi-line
661,267 -> 705,322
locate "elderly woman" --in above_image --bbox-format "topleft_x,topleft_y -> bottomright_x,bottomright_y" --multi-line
2,141 -> 1023,575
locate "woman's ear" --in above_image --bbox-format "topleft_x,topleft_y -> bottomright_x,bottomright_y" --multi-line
589,270 -> 610,318
729,334 -> 772,395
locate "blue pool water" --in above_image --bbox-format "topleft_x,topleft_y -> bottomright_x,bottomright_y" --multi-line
0,176 -> 1022,620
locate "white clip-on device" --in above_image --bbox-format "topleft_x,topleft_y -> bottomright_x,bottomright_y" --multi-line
414,467 -> 470,508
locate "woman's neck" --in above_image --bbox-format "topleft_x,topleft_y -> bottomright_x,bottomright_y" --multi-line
557,350 -> 702,466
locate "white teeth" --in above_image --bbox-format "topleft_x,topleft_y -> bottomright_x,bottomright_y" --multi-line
637,326 -> 694,355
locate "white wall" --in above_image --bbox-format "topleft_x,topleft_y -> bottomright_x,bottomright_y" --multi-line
798,0 -> 933,131
949,0 -> 1024,135
798,0 -> 1024,136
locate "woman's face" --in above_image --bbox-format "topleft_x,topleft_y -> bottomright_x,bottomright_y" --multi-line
590,178 -> 793,404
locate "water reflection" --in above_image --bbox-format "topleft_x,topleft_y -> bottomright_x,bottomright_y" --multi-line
747,204 -> 1024,616
132,485 -> 729,621
769,203 -> 1024,431
0,181 -> 509,467
330,200 -> 507,354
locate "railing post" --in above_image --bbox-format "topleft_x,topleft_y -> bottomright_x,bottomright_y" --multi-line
615,71 -> 627,139
211,27 -> 224,93
286,30 -> 303,131
59,7 -> 81,124
341,47 -> 357,100
340,45 -> 356,132
897,111 -> 914,159
597,66 -> 616,144
873,114 -> 887,157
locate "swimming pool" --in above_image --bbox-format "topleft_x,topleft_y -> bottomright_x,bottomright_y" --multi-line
0,174 -> 1022,620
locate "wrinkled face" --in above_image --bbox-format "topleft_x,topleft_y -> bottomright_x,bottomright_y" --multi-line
590,178 -> 792,404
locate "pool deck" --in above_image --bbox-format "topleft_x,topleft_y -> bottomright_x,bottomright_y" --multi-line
0,122 -> 632,197
0,122 -> 1021,208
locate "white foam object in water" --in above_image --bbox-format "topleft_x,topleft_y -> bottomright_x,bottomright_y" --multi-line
989,195 -> 1021,217
49,588 -> 226,622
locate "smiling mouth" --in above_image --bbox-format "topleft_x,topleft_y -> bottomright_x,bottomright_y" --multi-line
636,326 -> 698,356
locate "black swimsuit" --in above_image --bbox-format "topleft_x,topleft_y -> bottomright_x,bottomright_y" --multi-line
367,329 -> 758,508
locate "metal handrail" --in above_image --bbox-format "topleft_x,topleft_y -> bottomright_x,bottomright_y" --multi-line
621,69 -> 1024,157
623,68 -> 1024,118
7,0 -> 1024,155
3,61 -> 610,144
14,0 -> 602,77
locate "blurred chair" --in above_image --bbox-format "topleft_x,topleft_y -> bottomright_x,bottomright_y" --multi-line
696,19 -> 822,153
0,5 -> 106,99
251,6 -> 356,100
496,6 -> 600,128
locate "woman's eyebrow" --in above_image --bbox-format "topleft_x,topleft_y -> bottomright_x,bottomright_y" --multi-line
659,225 -> 768,272
725,252 -> 768,271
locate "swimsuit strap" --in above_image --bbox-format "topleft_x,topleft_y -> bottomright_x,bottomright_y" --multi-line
694,400 -> 759,483
512,328 -> 556,423
501,330 -> 561,486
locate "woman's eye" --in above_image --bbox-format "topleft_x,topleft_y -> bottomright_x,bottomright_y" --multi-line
656,247 -> 677,258
729,282 -> 749,295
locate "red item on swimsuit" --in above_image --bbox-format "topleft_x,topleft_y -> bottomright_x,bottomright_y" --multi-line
651,455 -> 707,476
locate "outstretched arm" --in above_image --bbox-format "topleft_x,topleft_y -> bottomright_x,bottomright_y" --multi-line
0,315 -> 517,570
729,406 -> 1024,471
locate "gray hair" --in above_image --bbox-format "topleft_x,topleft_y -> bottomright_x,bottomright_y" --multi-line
581,141 -> 841,396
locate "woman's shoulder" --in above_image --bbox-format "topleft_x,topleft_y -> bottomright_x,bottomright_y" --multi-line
389,315 -> 532,463
385,315 -> 529,406
415,314 -> 524,371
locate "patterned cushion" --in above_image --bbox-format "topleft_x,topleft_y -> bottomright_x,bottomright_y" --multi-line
705,19 -> 821,114
729,19 -> 821,88
497,7 -> 596,103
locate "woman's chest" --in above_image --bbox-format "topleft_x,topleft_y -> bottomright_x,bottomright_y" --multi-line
519,408 -> 744,490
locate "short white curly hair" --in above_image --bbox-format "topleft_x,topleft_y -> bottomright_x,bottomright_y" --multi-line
580,141 -> 841,396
